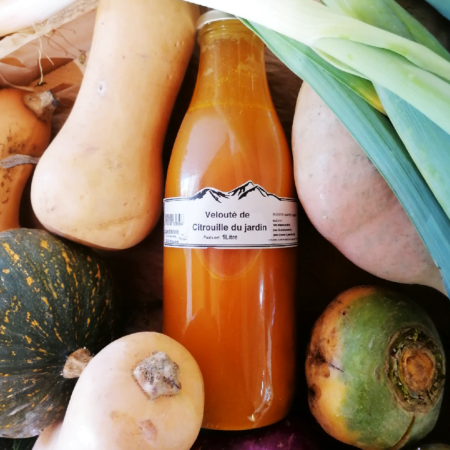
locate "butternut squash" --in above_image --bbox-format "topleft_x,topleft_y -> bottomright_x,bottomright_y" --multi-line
292,82 -> 445,294
30,0 -> 199,250
33,332 -> 204,450
0,89 -> 56,232
32,422 -> 61,450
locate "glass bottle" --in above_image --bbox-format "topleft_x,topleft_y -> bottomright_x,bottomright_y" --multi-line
163,10 -> 297,430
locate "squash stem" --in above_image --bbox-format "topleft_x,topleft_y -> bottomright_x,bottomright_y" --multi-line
387,327 -> 445,414
63,348 -> 93,379
133,351 -> 181,400
23,91 -> 58,122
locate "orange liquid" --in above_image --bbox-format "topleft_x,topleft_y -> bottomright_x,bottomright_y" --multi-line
163,20 -> 296,430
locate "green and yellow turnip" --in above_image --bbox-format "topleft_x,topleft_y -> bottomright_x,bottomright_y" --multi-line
306,286 -> 445,449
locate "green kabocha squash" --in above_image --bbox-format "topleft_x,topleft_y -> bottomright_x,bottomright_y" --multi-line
0,229 -> 118,438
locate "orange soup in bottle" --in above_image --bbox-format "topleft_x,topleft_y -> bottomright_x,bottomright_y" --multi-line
163,10 -> 297,430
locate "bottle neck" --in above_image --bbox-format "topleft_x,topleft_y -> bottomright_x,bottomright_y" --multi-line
190,20 -> 273,109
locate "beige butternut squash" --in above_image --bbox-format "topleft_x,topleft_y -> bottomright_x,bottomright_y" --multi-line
33,422 -> 62,450
0,89 -> 55,232
33,332 -> 204,450
31,0 -> 199,249
292,82 -> 445,294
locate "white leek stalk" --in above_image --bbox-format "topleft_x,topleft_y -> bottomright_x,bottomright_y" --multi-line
185,0 -> 450,136
0,0 -> 77,37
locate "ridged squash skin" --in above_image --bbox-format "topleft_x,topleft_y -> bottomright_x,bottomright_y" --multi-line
30,0 -> 199,250
306,286 -> 445,449
0,89 -> 53,232
0,229 -> 118,438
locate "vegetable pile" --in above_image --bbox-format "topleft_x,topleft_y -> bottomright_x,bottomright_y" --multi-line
0,0 -> 449,448
189,0 -> 450,294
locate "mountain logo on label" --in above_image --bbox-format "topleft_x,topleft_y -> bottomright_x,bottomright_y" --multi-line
182,181 -> 295,203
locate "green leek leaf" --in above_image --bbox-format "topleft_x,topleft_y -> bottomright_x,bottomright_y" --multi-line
188,0 -> 450,135
377,88 -> 450,220
245,22 -> 450,295
322,0 -> 450,61
311,37 -> 450,137
321,0 -> 450,236
424,0 -> 450,20
247,23 -> 384,111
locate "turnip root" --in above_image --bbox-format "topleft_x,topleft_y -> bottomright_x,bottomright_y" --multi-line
292,83 -> 445,294
306,286 -> 445,449
33,332 -> 204,450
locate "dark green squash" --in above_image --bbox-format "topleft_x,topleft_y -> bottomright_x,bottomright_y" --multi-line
0,229 -> 118,438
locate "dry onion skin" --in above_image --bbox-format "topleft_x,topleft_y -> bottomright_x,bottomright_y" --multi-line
33,332 -> 204,450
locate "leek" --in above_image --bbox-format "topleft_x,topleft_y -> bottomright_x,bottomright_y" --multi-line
186,0 -> 450,136
425,0 -> 450,20
378,90 -> 450,220
323,0 -> 450,59
0,0 -> 77,37
320,0 -> 450,227
246,22 -> 450,295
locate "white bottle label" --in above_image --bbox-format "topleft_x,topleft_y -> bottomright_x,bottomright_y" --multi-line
164,181 -> 298,249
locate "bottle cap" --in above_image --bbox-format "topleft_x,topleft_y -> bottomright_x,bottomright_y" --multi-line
196,10 -> 237,30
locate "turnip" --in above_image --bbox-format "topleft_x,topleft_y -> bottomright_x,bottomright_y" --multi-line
306,286 -> 445,449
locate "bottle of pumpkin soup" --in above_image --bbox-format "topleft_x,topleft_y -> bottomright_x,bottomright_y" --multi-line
163,10 -> 297,431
